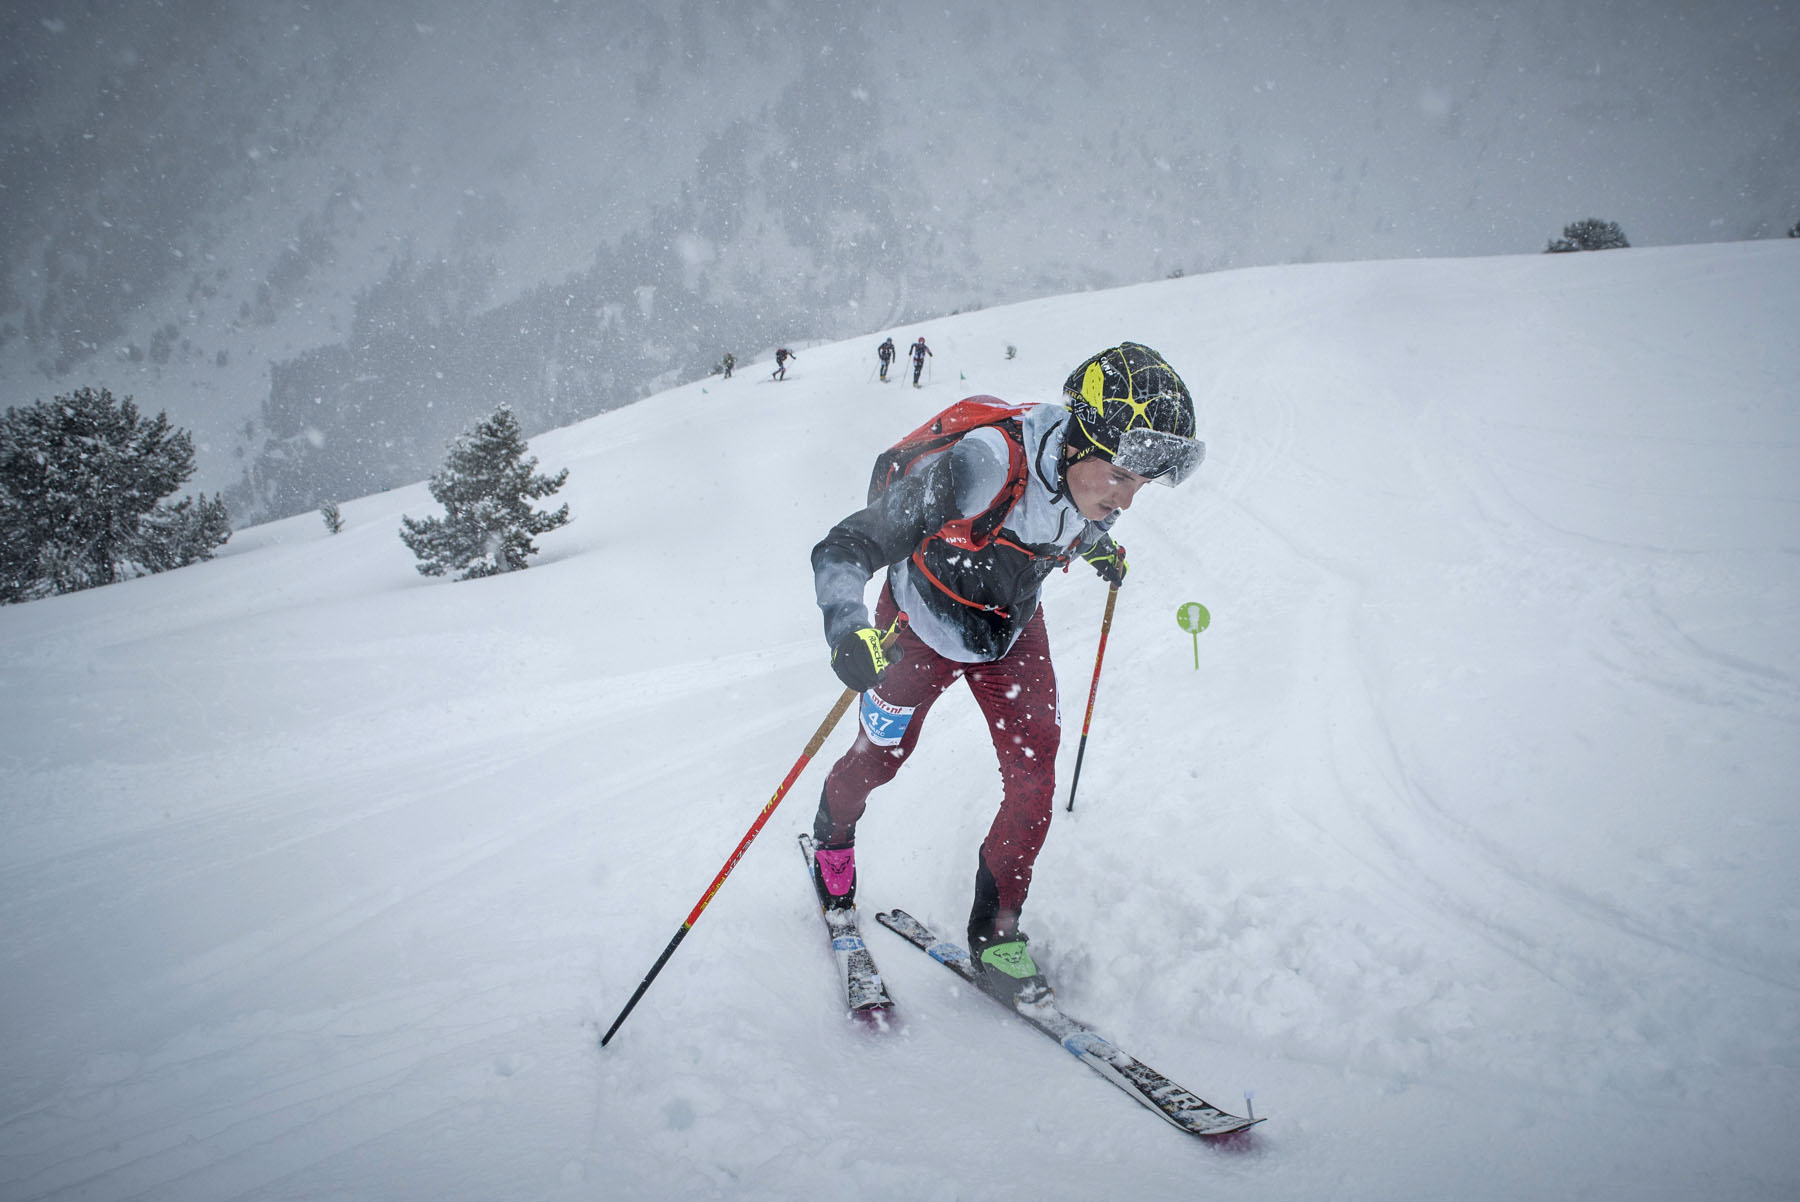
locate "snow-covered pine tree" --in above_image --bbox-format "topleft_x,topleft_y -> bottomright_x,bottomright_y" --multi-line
1545,218 -> 1630,253
0,387 -> 231,603
133,493 -> 232,574
398,405 -> 569,580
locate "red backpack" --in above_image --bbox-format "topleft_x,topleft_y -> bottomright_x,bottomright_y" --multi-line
866,396 -> 1030,550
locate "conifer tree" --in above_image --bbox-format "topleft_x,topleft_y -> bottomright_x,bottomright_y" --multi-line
0,387 -> 231,603
399,406 -> 569,580
1545,218 -> 1630,253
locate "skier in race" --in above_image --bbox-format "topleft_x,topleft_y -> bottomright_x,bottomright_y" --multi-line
807,342 -> 1204,1003
876,337 -> 896,382
908,336 -> 932,387
773,347 -> 797,380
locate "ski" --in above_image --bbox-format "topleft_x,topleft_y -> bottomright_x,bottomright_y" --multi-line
875,908 -> 1262,1138
799,835 -> 894,1025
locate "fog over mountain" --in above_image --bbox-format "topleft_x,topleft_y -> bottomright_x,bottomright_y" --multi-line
2,0 -> 1795,520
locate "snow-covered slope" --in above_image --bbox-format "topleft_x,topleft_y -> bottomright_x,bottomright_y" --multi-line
2,242 -> 1796,1200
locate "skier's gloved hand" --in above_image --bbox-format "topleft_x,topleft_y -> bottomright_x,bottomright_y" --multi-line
1082,539 -> 1129,587
830,621 -> 905,693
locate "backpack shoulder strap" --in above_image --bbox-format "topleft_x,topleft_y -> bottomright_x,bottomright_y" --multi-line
867,397 -> 1030,548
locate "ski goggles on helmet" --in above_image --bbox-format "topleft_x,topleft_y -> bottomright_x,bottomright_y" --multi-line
1110,427 -> 1206,486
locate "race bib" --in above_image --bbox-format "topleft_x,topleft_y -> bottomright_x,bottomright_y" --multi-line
859,691 -> 916,747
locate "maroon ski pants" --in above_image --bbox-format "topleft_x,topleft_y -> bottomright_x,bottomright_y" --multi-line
818,586 -> 1062,918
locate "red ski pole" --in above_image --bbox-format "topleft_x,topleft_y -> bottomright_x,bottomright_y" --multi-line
601,625 -> 900,1047
1064,586 -> 1118,813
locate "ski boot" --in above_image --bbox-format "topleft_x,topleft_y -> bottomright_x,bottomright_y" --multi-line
810,843 -> 857,913
969,928 -> 1053,1007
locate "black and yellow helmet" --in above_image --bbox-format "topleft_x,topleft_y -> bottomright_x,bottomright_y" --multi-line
1061,342 -> 1204,486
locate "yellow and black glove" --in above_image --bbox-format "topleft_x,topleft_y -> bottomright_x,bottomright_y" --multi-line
830,620 -> 905,692
1081,539 -> 1129,588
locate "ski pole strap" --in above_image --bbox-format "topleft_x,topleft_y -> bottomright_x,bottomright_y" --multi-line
867,611 -> 907,658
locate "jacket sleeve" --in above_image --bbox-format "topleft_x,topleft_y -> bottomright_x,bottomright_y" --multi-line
1075,522 -> 1120,560
810,436 -> 1006,648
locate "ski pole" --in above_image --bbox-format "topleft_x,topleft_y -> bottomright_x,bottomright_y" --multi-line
1064,586 -> 1118,813
600,626 -> 900,1047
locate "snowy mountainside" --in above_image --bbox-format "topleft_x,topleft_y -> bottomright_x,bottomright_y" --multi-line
3,0 -> 1795,520
1,242 -> 1797,1200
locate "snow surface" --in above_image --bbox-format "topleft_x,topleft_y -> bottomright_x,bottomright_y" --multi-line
2,242 -> 1797,1201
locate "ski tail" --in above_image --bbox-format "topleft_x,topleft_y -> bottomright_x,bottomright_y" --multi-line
875,909 -> 1261,1138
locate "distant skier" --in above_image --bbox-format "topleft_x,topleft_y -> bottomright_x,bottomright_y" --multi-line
773,347 -> 797,381
909,337 -> 932,387
722,351 -> 735,379
876,337 -> 896,382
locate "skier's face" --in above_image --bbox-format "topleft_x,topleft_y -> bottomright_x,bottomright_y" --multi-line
1065,456 -> 1152,521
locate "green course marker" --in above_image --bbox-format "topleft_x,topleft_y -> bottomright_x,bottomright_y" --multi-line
1176,602 -> 1211,668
